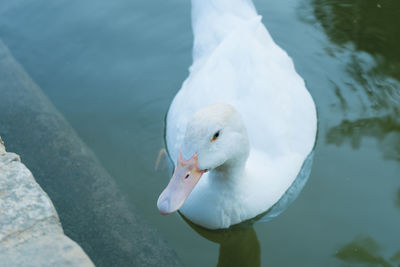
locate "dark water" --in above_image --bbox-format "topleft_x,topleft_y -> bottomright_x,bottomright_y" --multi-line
1,0 -> 399,266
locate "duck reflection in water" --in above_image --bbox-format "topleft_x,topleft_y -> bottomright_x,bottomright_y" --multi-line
182,214 -> 261,267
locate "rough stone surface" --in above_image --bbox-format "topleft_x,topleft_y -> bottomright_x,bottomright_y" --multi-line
1,234 -> 94,267
0,40 -> 181,266
0,138 -> 94,266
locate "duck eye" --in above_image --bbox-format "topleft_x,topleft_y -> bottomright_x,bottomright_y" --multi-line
211,130 -> 220,142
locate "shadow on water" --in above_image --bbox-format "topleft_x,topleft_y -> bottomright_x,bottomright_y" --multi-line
335,236 -> 400,267
181,214 -> 261,267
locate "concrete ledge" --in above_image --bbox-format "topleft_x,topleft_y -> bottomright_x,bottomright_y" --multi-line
0,40 -> 181,266
0,137 -> 94,266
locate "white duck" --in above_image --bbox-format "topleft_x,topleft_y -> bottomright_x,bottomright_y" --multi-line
157,0 -> 317,229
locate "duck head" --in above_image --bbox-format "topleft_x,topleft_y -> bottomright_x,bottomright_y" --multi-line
157,103 -> 250,214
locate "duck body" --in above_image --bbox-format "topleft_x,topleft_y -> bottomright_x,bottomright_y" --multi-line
162,0 -> 317,229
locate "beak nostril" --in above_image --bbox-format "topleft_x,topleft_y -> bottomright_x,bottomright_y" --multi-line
185,173 -> 190,179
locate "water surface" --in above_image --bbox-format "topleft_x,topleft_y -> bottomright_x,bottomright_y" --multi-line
1,0 -> 399,266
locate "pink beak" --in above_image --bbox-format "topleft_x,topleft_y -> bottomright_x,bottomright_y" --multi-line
157,152 -> 204,215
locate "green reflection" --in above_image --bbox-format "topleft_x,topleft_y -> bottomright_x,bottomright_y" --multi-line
391,251 -> 400,264
311,2 -> 400,264
336,236 -> 400,267
313,0 -> 400,80
181,214 -> 261,267
326,115 -> 400,162
313,0 -> 400,163
313,0 -> 400,121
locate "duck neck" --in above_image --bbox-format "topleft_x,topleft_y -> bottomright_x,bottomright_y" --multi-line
191,0 -> 258,63
208,154 -> 248,186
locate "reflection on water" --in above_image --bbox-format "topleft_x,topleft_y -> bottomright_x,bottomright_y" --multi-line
392,252 -> 400,265
313,0 -> 400,81
326,116 -> 400,162
311,1 -> 400,265
182,215 -> 260,267
335,236 -> 400,267
313,0 -> 400,109
313,0 -> 400,162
